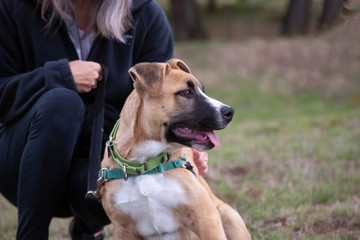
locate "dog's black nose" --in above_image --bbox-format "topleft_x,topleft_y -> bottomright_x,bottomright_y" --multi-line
220,105 -> 234,121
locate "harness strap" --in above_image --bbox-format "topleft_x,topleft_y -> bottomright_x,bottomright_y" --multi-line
100,158 -> 184,180
86,118 -> 196,200
107,120 -> 171,176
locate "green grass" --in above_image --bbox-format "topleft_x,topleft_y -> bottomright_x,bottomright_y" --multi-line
1,67 -> 359,240
0,197 -> 17,240
2,28 -> 360,238
204,76 -> 360,239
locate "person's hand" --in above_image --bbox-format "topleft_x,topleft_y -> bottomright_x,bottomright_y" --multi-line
69,60 -> 103,93
192,149 -> 208,176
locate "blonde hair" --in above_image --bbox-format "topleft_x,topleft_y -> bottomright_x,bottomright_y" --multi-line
41,0 -> 132,43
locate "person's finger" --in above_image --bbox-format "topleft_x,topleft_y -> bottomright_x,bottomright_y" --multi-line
69,60 -> 104,93
192,148 -> 200,159
198,160 -> 208,175
97,68 -> 104,81
192,149 -> 209,176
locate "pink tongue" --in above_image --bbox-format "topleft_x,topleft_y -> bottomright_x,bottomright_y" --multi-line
172,127 -> 221,147
204,131 -> 221,147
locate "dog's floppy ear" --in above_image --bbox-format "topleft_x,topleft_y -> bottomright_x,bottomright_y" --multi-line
167,58 -> 191,74
129,62 -> 171,97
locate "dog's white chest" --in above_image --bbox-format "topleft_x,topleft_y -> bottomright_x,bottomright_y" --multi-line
113,174 -> 186,238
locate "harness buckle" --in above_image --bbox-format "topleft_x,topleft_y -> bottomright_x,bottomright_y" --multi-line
180,155 -> 196,176
123,165 -> 128,181
96,177 -> 104,190
106,137 -> 114,147
106,138 -> 114,158
99,168 -> 108,179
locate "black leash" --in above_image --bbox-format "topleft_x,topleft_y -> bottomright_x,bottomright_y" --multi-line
86,66 -> 108,199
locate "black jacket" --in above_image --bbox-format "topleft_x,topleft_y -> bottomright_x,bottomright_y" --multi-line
0,0 -> 174,191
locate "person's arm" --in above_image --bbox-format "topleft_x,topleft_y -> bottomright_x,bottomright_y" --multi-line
134,0 -> 174,63
0,2 -> 77,124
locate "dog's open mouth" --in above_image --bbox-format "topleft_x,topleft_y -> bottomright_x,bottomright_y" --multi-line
171,126 -> 221,148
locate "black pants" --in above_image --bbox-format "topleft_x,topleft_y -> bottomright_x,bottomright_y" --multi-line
0,89 -> 109,239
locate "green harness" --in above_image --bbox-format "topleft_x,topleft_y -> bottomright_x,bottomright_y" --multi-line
86,120 -> 189,200
102,119 -> 186,181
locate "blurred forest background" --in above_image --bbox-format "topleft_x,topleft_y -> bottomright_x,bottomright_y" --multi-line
1,0 -> 360,239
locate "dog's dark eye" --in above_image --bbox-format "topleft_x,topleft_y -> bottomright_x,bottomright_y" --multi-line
179,89 -> 192,97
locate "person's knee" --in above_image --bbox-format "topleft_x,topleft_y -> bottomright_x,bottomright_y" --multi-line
34,88 -> 85,130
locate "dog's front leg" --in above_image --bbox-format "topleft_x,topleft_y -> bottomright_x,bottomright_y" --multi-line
101,182 -> 144,240
112,222 -> 143,240
173,169 -> 228,240
177,192 -> 227,239
192,207 -> 228,240
198,176 -> 251,240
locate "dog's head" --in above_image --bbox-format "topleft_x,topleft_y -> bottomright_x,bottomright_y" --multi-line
129,58 -> 234,152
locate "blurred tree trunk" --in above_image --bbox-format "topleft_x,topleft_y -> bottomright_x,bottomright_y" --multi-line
319,0 -> 345,26
282,0 -> 312,36
170,0 -> 205,41
207,0 -> 216,13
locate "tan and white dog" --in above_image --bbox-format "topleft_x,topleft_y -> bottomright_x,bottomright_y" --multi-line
99,59 -> 251,240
